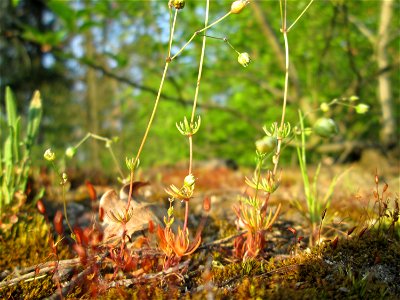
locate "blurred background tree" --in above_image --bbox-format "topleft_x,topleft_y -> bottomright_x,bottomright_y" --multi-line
1,0 -> 398,173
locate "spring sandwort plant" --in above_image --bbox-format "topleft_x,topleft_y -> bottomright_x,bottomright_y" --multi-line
291,94 -> 371,245
232,0 -> 319,259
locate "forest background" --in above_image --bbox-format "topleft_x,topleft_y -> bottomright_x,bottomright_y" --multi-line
1,0 -> 398,174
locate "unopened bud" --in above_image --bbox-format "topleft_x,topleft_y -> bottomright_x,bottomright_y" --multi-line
231,0 -> 248,14
349,95 -> 359,102
355,103 -> 369,114
313,118 -> 338,138
184,174 -> 195,187
255,136 -> 276,154
65,146 -> 77,158
320,102 -> 329,112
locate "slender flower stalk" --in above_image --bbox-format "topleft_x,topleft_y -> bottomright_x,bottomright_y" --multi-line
273,0 -> 314,176
171,11 -> 230,61
182,0 -> 210,233
126,9 -> 179,211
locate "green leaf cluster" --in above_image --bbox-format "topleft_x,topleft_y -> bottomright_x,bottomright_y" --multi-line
0,88 -> 42,216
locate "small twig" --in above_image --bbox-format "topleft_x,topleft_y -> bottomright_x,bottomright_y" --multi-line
47,251 -> 109,300
107,259 -> 190,288
0,258 -> 81,289
198,231 -> 246,250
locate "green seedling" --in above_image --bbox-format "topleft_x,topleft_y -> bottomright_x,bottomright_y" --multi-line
293,110 -> 339,245
0,87 -> 42,217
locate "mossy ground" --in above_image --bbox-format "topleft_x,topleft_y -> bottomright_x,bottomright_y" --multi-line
0,162 -> 399,299
1,210 -> 398,299
0,207 -> 73,299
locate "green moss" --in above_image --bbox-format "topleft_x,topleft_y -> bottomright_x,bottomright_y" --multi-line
0,208 -> 72,299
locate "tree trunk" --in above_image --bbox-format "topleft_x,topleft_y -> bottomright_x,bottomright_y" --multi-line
377,0 -> 395,147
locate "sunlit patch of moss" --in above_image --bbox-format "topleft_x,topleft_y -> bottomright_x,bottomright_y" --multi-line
98,283 -> 180,299
0,208 -> 72,298
0,276 -> 55,300
205,229 -> 399,299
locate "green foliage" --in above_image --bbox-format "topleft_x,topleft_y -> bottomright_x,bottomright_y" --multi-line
293,110 -> 338,237
1,1 -> 398,167
0,87 -> 42,216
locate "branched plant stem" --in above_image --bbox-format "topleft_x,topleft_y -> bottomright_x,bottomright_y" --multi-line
127,9 -> 178,210
287,0 -> 315,32
171,12 -> 231,61
73,132 -> 125,179
273,0 -> 314,176
49,161 -> 74,236
184,0 -> 210,233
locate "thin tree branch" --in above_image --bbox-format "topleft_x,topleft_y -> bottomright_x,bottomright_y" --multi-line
347,14 -> 376,44
56,53 -> 259,129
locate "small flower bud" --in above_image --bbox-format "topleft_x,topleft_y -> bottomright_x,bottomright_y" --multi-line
238,52 -> 251,67
349,95 -> 359,102
355,103 -> 369,114
184,174 -> 195,187
320,102 -> 329,112
255,136 -> 276,154
230,0 -> 248,14
169,0 -> 185,9
65,146 -> 77,158
313,118 -> 338,138
44,148 -> 55,161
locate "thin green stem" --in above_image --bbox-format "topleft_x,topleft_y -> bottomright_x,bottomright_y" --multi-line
127,9 -> 178,210
72,132 -> 125,179
188,135 -> 193,175
50,160 -> 74,237
107,147 -> 125,180
184,0 -> 210,234
131,9 -> 178,175
273,31 -> 289,176
287,0 -> 315,32
183,200 -> 189,233
225,39 -> 241,55
171,12 -> 231,61
62,184 -> 73,235
74,133 -> 91,149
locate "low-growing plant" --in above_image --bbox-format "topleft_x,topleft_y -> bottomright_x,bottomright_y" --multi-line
367,172 -> 399,238
292,93 -> 372,245
292,110 -> 339,245
0,87 -> 42,217
233,0 -> 317,258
